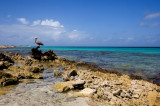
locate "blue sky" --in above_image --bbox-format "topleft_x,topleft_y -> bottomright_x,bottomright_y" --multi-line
0,0 -> 160,46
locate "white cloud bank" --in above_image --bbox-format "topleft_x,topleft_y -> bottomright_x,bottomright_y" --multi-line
0,18 -> 87,45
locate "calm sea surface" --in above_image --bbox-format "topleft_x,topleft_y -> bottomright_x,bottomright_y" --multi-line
1,46 -> 160,83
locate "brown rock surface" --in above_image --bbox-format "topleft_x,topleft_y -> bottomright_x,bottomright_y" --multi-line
54,63 -> 160,105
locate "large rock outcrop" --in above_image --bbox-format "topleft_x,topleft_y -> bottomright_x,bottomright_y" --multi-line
31,46 -> 57,61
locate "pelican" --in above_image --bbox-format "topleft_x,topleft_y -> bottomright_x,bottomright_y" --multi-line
35,37 -> 44,46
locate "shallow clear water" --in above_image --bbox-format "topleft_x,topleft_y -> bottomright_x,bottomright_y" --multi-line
1,46 -> 160,83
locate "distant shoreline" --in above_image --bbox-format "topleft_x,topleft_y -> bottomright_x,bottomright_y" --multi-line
0,45 -> 15,49
1,45 -> 160,48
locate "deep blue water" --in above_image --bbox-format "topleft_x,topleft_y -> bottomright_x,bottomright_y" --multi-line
1,46 -> 160,83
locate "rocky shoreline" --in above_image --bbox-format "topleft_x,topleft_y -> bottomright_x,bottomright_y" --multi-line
0,47 -> 160,105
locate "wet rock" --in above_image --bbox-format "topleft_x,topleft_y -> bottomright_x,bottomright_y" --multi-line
24,66 -> 43,73
17,72 -> 43,79
54,70 -> 63,77
73,88 -> 96,97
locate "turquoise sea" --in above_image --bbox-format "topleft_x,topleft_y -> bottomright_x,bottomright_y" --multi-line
1,46 -> 160,84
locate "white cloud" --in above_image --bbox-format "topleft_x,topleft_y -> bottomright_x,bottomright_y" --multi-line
41,19 -> 64,27
17,18 -> 29,24
145,12 -> 160,19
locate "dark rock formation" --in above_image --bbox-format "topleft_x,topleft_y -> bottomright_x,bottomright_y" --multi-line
0,72 -> 12,78
0,72 -> 18,87
42,50 -> 57,60
31,46 -> 57,61
0,77 -> 18,87
0,53 -> 14,63
31,46 -> 43,60
0,53 -> 14,70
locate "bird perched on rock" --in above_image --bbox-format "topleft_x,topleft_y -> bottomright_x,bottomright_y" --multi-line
35,37 -> 44,46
